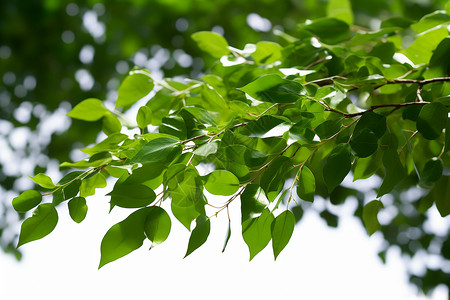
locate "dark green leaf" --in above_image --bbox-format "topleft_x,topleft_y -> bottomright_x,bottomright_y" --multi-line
116,69 -> 154,109
271,210 -> 295,260
417,102 -> 447,140
241,115 -> 291,138
99,208 -> 149,268
129,137 -> 181,164
222,222 -> 231,253
204,170 -> 240,196
191,31 -> 230,58
159,115 -> 187,140
296,166 -> 315,202
323,143 -> 352,192
109,182 -> 156,209
350,128 -> 378,158
17,204 -> 58,247
300,17 -> 350,44
242,208 -> 274,260
12,190 -> 42,212
362,200 -> 383,236
63,179 -> 81,200
377,149 -> 406,197
67,98 -> 109,121
354,111 -> 386,139
185,215 -> 210,257
402,105 -> 422,121
420,158 -> 443,187
240,74 -> 303,104
260,156 -> 292,201
52,189 -> 65,206
68,197 -> 88,223
144,207 -> 171,246
315,119 -> 342,140
433,176 -> 450,217
241,184 -> 269,223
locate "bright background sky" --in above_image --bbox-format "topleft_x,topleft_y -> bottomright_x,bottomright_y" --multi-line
1,186 -> 448,300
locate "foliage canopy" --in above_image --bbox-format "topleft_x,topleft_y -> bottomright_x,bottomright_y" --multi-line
4,0 -> 450,296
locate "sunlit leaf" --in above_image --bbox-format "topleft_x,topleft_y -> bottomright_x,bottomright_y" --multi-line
116,69 -> 154,109
185,215 -> 210,257
242,208 -> 274,260
362,200 -> 383,236
271,210 -> 295,260
144,207 -> 171,246
296,165 -> 315,202
17,204 -> 58,247
28,173 -> 56,189
416,102 -> 447,140
68,197 -> 88,223
67,98 -> 109,121
204,170 -> 240,196
12,190 -> 42,212
191,31 -> 230,58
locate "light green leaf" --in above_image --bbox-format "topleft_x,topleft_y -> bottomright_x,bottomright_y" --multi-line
102,112 -> 122,135
67,98 -> 109,121
204,170 -> 240,196
68,197 -> 88,223
136,106 -> 153,129
352,151 -> 382,181
12,190 -> 42,212
411,11 -> 450,33
252,41 -> 283,65
416,102 -> 447,140
144,207 -> 171,246
242,208 -> 274,260
28,173 -> 56,189
17,203 -> 58,247
240,74 -> 303,104
80,172 -> 107,198
193,142 -> 218,157
129,137 -> 181,164
323,143 -> 352,192
191,31 -> 230,58
184,215 -> 210,257
82,133 -> 128,156
271,210 -> 295,260
99,208 -> 149,268
296,166 -> 315,202
362,200 -> 383,236
327,0 -> 354,24
402,27 -> 448,64
116,69 -> 154,109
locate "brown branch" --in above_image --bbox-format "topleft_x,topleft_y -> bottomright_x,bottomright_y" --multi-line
325,101 -> 429,118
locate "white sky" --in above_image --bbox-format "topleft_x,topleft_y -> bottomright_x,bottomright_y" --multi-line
1,189 -> 448,300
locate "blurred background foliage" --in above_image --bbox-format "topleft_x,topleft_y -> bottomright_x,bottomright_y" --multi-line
0,0 -> 448,295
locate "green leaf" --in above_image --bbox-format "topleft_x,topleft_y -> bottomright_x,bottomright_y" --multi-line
184,215 -> 210,257
271,210 -> 295,260
108,182 -> 156,209
300,17 -> 350,44
352,151 -> 382,181
80,172 -> 107,197
425,37 -> 450,79
420,158 -> 443,187
102,112 -> 122,135
63,179 -> 81,200
17,203 -> 58,247
122,162 -> 165,190
116,69 -> 154,109
241,184 -> 269,223
99,208 -> 149,268
193,142 -> 218,157
315,119 -> 342,140
204,170 -> 240,196
68,197 -> 88,223
136,106 -> 153,129
354,112 -> 386,139
242,208 -> 275,260
445,117 -> 450,152
417,102 -> 447,140
240,74 -> 303,104
241,115 -> 291,138
67,98 -> 109,121
222,222 -> 231,253
28,173 -> 56,189
82,133 -> 128,156
362,200 -> 383,236
252,41 -> 283,65
433,175 -> 450,217
377,149 -> 406,197
323,143 -> 352,192
402,27 -> 448,65
411,11 -> 450,33
350,128 -> 378,158
144,207 -> 171,246
166,165 -> 206,230
296,166 -> 315,202
12,190 -> 42,212
191,31 -> 230,59
327,0 -> 353,24
159,115 -> 187,140
260,156 -> 292,202
129,137 -> 181,164
52,189 -> 65,206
